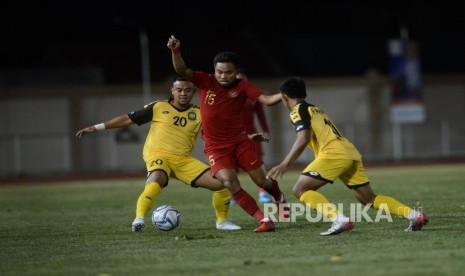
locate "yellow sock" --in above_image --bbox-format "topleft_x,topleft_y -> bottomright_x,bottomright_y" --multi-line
373,195 -> 412,218
300,190 -> 340,221
135,182 -> 162,218
212,188 -> 231,224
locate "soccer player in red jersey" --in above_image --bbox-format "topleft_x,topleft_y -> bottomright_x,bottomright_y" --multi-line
167,35 -> 286,232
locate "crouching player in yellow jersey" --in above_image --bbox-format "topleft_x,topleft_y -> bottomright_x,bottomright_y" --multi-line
76,76 -> 240,232
267,77 -> 428,236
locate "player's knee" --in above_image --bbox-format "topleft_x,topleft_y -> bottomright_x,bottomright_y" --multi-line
222,180 -> 230,188
223,180 -> 241,193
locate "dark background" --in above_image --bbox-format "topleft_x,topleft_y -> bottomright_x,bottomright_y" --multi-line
2,1 -> 465,84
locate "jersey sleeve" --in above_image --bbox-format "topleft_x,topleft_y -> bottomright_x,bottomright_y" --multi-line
290,103 -> 311,133
128,102 -> 155,125
243,80 -> 264,102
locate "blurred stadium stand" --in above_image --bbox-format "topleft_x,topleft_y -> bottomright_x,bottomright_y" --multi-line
1,70 -> 464,178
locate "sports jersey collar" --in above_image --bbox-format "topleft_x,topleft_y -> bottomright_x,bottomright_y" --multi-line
168,98 -> 193,112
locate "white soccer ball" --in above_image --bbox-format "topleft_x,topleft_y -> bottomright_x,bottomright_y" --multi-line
151,205 -> 181,231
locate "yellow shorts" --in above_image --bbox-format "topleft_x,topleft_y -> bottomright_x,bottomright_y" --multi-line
303,158 -> 369,188
145,154 -> 209,187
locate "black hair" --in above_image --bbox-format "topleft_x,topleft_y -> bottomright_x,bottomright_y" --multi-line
171,75 -> 195,92
279,77 -> 307,99
173,74 -> 189,83
213,52 -> 241,69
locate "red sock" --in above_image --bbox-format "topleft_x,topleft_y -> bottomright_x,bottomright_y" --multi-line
232,188 -> 264,222
264,179 -> 284,202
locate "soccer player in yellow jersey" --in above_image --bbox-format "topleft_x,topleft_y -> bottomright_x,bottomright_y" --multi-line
76,76 -> 240,232
267,77 -> 428,236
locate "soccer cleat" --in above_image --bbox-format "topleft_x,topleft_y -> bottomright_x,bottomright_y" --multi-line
274,194 -> 290,219
320,220 -> 354,236
258,193 -> 273,203
254,218 -> 275,233
405,212 -> 429,232
131,217 -> 145,233
216,220 -> 242,230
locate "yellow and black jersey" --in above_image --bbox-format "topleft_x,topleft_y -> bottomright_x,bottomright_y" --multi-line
290,101 -> 361,160
128,100 -> 201,158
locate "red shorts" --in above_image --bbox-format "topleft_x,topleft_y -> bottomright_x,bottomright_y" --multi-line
204,139 -> 263,176
253,141 -> 264,157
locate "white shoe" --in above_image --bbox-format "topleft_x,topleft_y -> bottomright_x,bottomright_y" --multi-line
405,212 -> 429,232
132,217 -> 145,232
216,220 -> 241,230
320,221 -> 354,236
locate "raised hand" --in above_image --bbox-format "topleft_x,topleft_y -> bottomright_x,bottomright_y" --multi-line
167,35 -> 180,50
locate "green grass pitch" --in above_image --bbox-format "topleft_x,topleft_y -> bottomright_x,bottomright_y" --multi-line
1,164 -> 464,276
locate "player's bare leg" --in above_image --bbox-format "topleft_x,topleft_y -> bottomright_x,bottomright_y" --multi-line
217,168 -> 274,232
247,167 -> 289,219
294,175 -> 353,236
132,171 -> 166,232
195,171 -> 241,230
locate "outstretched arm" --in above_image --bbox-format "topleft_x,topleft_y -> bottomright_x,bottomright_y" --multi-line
257,93 -> 282,106
167,35 -> 194,80
75,115 -> 134,138
266,129 -> 310,179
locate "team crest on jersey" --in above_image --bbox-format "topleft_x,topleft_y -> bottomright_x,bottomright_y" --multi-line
188,111 -> 197,120
228,89 -> 239,98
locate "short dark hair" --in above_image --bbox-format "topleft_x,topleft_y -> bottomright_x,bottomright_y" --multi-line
279,77 -> 307,99
172,75 -> 195,91
213,52 -> 241,69
173,74 -> 189,83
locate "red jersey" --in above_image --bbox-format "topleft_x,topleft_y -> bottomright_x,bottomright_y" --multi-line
191,71 -> 263,145
241,99 -> 270,134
